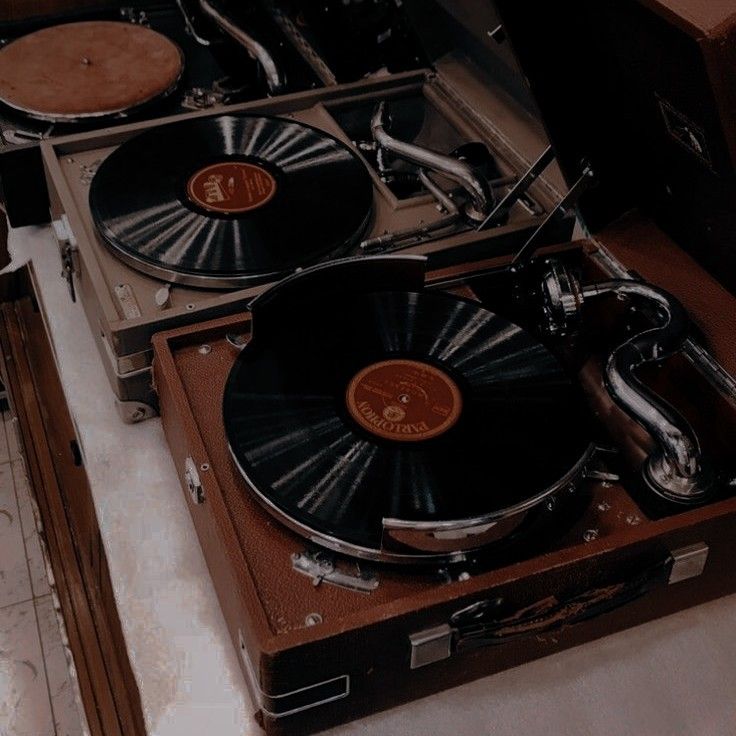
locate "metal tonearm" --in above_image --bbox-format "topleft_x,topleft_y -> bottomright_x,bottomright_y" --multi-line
370,101 -> 493,221
541,261 -> 714,503
198,0 -> 285,94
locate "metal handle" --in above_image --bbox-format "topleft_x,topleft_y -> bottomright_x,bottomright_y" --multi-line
409,543 -> 708,669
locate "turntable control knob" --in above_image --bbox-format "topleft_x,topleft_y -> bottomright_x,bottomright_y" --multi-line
154,284 -> 172,310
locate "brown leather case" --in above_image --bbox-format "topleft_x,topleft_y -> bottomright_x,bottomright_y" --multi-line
151,214 -> 736,735
495,0 -> 736,294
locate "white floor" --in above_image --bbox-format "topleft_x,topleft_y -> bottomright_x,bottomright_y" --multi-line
0,409 -> 86,736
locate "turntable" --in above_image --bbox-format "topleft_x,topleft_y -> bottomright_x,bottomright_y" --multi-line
0,21 -> 184,122
40,18 -> 570,421
138,2 -> 736,729
0,0 -> 325,227
151,237 -> 736,734
8,0 -> 736,733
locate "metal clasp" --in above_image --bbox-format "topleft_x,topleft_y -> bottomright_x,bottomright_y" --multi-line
184,457 -> 204,505
669,543 -> 709,584
53,215 -> 77,303
409,624 -> 454,669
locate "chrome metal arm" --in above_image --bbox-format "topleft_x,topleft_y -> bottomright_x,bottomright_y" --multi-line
590,244 -> 736,411
540,260 -> 712,502
175,0 -> 212,46
370,101 -> 493,221
581,280 -> 711,502
199,0 -> 285,94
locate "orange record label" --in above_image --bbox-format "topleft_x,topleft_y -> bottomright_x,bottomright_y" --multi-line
346,359 -> 462,442
186,161 -> 277,214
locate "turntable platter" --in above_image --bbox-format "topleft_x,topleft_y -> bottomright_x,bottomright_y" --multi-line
0,21 -> 183,121
224,290 -> 593,562
89,114 -> 375,288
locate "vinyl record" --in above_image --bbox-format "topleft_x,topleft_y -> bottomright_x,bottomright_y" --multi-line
89,115 -> 374,288
224,290 -> 593,561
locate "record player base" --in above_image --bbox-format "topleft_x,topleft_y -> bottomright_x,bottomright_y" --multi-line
152,289 -> 736,736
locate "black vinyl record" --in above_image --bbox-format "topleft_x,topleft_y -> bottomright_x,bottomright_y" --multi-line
224,290 -> 593,560
89,114 -> 374,288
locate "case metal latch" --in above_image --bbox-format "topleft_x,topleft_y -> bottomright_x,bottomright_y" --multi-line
52,215 -> 78,303
409,625 -> 454,670
184,457 -> 204,504
668,542 -> 709,584
409,542 -> 710,670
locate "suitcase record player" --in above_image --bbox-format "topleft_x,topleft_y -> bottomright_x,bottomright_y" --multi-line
144,1 -> 736,733
40,0 -> 572,422
152,235 -> 736,734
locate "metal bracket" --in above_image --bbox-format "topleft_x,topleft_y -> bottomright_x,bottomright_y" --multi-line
409,624 -> 453,669
477,145 -> 555,230
291,551 -> 378,593
184,457 -> 205,504
53,215 -> 78,303
669,543 -> 709,584
238,628 -> 350,718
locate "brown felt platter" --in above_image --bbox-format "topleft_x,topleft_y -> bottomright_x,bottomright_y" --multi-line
0,21 -> 183,121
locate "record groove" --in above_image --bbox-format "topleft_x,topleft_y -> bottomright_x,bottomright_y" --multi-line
224,290 -> 593,561
89,114 -> 374,288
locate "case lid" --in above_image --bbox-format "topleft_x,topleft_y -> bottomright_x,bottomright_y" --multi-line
402,0 -> 615,233
401,0 -> 539,117
406,0 -> 736,236
492,0 -> 736,234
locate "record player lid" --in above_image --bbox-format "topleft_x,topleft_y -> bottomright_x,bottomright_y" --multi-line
401,0 -> 666,233
0,21 -> 183,121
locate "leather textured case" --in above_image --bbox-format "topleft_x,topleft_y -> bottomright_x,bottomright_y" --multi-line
151,218 -> 736,735
495,0 -> 736,294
